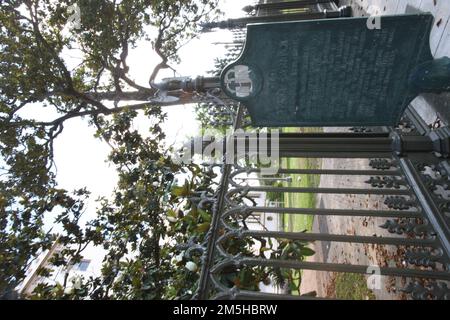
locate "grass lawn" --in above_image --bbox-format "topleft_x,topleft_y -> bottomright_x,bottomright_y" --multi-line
334,273 -> 376,300
275,128 -> 374,299
279,127 -> 322,295
281,127 -> 322,233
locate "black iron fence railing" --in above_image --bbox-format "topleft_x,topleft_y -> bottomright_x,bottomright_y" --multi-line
193,2 -> 450,300
192,104 -> 450,300
249,1 -> 349,19
201,1 -> 352,32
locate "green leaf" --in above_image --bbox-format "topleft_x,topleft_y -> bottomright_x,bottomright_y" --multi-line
196,222 -> 211,233
198,209 -> 211,223
167,209 -> 177,218
300,247 -> 316,257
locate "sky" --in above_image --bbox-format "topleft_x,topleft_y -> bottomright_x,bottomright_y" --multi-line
49,0 -> 253,224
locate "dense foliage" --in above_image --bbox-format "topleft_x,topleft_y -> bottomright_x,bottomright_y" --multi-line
0,0 -> 314,300
0,0 -> 221,299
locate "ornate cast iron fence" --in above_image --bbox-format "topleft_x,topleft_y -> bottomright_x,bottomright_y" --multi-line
245,0 -> 351,19
191,105 -> 450,300
201,1 -> 352,31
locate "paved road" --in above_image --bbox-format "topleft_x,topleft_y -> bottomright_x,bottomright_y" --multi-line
315,198 -> 331,262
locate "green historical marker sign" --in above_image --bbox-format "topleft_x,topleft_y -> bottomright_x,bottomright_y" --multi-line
220,14 -> 450,127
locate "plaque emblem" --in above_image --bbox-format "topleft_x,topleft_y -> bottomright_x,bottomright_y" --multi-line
221,64 -> 262,100
224,65 -> 252,98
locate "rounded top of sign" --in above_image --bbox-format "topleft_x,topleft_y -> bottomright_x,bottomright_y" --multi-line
220,63 -> 263,101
